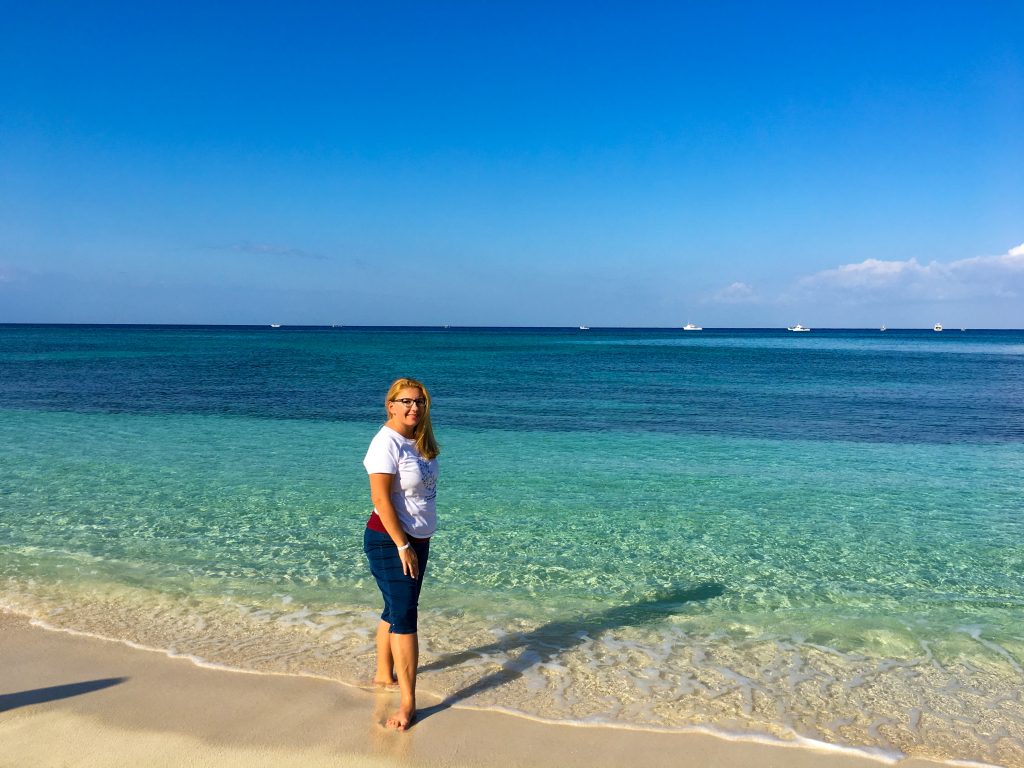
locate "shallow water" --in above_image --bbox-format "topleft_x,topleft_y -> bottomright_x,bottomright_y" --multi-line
2,325 -> 1023,765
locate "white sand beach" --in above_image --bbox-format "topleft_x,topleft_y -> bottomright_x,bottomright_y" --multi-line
0,610 -> 965,768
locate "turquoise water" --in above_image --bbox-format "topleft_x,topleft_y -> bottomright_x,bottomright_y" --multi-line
2,325 -> 1023,764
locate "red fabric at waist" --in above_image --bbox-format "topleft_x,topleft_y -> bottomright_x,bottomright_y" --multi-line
365,512 -> 429,542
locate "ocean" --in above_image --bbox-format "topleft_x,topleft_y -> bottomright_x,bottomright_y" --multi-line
1,324 -> 1022,765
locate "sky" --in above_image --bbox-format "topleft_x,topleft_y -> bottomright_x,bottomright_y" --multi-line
1,1 -> 1022,328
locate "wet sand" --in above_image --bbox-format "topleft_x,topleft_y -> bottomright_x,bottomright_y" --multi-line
0,610 -> 963,768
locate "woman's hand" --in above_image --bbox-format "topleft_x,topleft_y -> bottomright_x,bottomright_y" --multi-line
399,545 -> 419,579
368,473 -> 420,579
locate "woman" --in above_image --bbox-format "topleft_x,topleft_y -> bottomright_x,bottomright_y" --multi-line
363,377 -> 440,731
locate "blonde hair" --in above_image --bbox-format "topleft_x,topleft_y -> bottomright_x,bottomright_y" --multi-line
385,377 -> 440,460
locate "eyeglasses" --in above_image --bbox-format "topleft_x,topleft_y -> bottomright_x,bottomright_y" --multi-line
391,398 -> 427,408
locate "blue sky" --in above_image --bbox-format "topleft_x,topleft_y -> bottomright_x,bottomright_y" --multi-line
2,2 -> 1022,327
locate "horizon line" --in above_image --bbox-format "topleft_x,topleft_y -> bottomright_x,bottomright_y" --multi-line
0,323 -> 1015,332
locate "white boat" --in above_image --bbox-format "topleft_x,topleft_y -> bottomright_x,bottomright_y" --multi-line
270,323 -> 281,328
683,323 -> 703,331
787,324 -> 810,332
880,325 -> 887,332
578,325 -> 590,330
933,323 -> 943,332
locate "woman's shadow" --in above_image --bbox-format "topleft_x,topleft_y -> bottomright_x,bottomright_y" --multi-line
416,582 -> 725,722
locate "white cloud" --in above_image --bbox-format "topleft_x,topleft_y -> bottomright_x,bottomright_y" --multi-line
795,242 -> 1024,301
710,281 -> 757,303
798,257 -> 935,290
227,242 -> 326,261
948,243 -> 1024,274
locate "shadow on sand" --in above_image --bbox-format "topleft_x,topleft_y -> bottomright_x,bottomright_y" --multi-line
415,582 -> 725,723
0,677 -> 129,713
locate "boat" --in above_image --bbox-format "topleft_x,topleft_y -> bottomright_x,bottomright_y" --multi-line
880,325 -> 887,332
683,323 -> 703,331
933,323 -> 943,332
579,325 -> 590,330
787,324 -> 810,332
270,324 -> 281,328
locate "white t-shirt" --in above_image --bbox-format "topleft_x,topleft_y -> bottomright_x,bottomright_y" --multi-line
363,425 -> 438,538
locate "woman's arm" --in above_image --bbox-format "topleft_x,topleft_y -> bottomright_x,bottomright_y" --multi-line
369,473 -> 419,579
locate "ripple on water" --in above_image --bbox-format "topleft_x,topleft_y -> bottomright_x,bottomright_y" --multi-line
3,577 -> 1023,767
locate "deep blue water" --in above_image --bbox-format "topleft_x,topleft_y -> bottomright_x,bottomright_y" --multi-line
3,324 -> 1022,444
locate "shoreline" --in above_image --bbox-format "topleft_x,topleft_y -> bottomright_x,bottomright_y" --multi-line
0,609 -> 972,768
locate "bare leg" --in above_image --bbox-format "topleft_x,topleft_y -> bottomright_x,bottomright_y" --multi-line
373,619 -> 397,687
386,631 -> 418,730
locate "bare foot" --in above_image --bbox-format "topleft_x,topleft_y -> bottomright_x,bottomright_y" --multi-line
385,704 -> 416,731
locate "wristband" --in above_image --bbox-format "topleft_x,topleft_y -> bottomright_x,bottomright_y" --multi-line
396,542 -> 411,551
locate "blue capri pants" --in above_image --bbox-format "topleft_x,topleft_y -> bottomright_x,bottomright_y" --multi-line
363,528 -> 430,635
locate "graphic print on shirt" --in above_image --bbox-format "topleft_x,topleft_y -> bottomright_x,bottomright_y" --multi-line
417,456 -> 437,501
